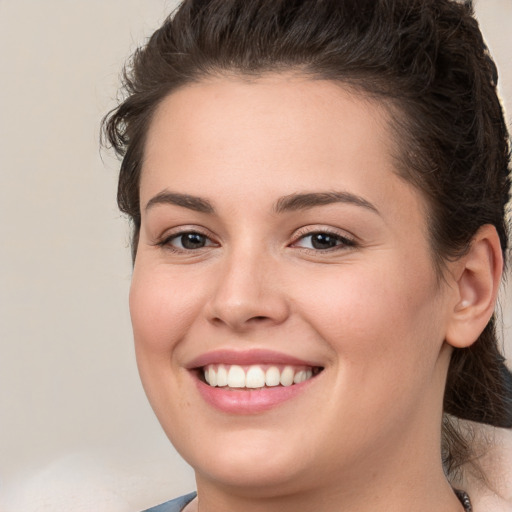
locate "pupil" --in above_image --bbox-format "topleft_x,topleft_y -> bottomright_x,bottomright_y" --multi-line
312,233 -> 337,249
182,233 -> 206,249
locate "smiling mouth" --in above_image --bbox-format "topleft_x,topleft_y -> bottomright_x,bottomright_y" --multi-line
201,364 -> 323,389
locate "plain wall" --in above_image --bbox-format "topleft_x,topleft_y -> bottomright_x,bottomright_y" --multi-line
0,1 -> 511,510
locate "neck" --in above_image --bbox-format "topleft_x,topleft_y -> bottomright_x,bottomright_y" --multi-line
192,480 -> 464,512
193,447 -> 463,512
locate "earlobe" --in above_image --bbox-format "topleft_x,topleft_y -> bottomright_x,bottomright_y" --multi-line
445,224 -> 503,349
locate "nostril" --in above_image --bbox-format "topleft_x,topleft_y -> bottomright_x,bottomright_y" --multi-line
209,314 -> 273,330
246,315 -> 275,325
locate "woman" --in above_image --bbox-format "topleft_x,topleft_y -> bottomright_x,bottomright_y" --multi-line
103,0 -> 512,510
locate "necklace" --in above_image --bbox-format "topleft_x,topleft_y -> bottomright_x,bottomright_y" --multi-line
454,489 -> 472,512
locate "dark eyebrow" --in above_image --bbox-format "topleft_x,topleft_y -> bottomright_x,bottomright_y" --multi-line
274,191 -> 380,215
145,191 -> 215,214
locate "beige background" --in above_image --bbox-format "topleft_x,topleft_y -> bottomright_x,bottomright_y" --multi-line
0,1 -> 510,511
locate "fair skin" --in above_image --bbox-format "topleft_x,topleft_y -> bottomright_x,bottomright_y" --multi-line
130,74 -> 502,512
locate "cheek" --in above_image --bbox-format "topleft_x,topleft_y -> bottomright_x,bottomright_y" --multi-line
296,264 -> 446,442
129,263 -> 201,422
296,261 -> 443,371
129,261 -> 204,354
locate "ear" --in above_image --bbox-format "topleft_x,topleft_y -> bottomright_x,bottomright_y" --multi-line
445,224 -> 503,349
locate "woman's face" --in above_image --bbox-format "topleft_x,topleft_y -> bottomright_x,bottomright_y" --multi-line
131,75 -> 457,494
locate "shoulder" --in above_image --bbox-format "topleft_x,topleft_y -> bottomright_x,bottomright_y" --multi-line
141,492 -> 197,512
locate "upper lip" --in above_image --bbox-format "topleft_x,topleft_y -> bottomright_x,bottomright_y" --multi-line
186,349 -> 323,369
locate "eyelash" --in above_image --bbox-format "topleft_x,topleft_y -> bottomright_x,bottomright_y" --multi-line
156,227 -> 357,254
291,228 -> 357,252
156,229 -> 217,253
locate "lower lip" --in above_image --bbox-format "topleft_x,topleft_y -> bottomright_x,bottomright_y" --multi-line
194,375 -> 315,414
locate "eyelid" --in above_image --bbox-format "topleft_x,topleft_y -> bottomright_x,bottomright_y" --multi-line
153,225 -> 219,249
290,226 -> 357,250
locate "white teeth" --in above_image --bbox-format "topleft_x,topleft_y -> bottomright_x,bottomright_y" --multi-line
227,365 -> 246,388
208,366 -> 217,387
216,365 -> 228,387
246,366 -> 266,388
293,370 -> 306,384
202,364 -> 318,388
280,366 -> 294,387
265,366 -> 281,387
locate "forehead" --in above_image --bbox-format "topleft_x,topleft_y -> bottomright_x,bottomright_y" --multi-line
145,76 -> 391,181
141,74 -> 425,225
146,74 -> 391,150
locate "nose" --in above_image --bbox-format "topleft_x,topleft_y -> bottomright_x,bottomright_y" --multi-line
205,248 -> 290,332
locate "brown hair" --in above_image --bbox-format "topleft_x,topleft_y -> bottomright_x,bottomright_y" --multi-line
103,0 -> 512,478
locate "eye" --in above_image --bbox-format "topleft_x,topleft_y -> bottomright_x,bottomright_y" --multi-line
293,231 -> 355,251
162,231 -> 216,251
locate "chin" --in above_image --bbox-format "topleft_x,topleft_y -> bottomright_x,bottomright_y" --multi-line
171,425 -> 317,494
195,458 -> 313,498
